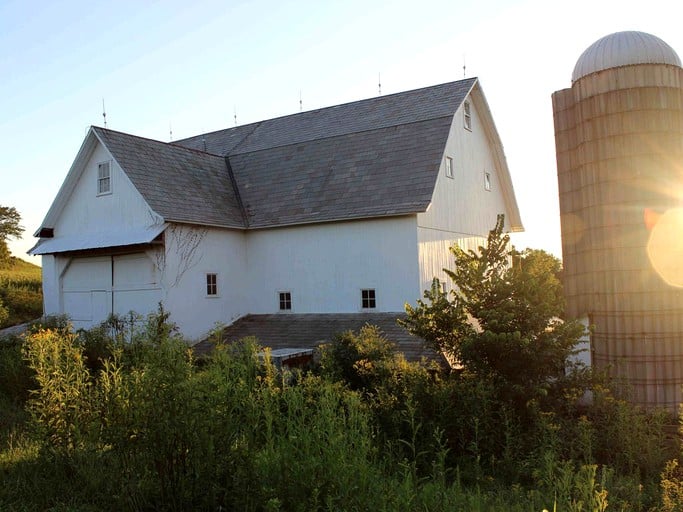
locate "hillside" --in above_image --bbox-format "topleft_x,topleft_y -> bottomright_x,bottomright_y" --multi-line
0,257 -> 42,328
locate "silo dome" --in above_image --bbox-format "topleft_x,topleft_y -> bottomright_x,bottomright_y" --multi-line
572,30 -> 682,82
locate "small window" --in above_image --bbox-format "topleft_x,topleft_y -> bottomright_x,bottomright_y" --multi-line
206,273 -> 218,296
463,101 -> 472,131
279,291 -> 292,310
484,171 -> 491,191
361,289 -> 376,309
445,156 -> 453,179
97,161 -> 111,195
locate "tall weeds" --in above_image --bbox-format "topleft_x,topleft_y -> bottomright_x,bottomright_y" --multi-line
0,317 -> 678,511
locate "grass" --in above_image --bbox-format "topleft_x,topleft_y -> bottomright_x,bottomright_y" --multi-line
0,257 -> 42,328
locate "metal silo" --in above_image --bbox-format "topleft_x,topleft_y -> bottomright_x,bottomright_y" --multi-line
552,31 -> 683,410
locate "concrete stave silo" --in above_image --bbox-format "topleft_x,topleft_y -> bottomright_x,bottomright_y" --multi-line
553,31 -> 683,410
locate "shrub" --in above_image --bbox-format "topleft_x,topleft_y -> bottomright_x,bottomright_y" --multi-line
0,297 -> 8,327
0,333 -> 34,406
2,308 -> 677,511
23,328 -> 94,453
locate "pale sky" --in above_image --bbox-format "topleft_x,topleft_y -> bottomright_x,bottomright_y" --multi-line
2,0 -> 682,264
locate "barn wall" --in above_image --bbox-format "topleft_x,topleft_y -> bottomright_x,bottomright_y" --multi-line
162,225 -> 248,340
417,230 -> 487,294
40,254 -> 59,316
245,216 -> 420,314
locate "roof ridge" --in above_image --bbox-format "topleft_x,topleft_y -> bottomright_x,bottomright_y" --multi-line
176,77 -> 478,146
92,126 -> 224,158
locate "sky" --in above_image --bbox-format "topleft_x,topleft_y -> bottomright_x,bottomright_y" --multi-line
2,0 -> 682,264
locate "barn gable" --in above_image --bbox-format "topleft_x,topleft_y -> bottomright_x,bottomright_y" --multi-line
30,130 -> 163,255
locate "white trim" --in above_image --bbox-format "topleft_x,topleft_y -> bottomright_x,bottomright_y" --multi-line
445,156 -> 454,179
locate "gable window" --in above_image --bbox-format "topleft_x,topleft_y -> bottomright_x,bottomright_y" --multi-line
97,161 -> 111,195
206,273 -> 218,296
279,291 -> 292,310
361,289 -> 376,309
484,171 -> 492,191
445,156 -> 453,179
463,101 -> 472,131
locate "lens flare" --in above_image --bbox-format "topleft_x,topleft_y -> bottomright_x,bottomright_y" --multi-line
647,207 -> 683,287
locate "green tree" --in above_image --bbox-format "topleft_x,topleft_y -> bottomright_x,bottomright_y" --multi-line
402,214 -> 585,404
0,206 -> 24,266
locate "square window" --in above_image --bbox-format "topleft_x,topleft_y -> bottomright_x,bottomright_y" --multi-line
445,156 -> 453,179
279,291 -> 292,310
484,171 -> 491,191
463,101 -> 472,131
206,273 -> 218,296
97,161 -> 111,195
361,289 -> 376,309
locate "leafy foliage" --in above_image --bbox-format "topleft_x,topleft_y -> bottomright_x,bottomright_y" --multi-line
0,206 -> 24,267
0,291 -> 678,510
403,214 -> 586,405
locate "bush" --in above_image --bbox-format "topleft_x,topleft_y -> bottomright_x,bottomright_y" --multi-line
0,298 -> 8,327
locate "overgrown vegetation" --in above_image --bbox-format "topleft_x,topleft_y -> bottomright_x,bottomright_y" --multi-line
0,217 -> 681,510
0,257 -> 43,328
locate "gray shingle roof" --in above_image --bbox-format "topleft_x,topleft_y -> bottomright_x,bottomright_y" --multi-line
192,313 -> 446,365
176,78 -> 476,155
229,118 -> 452,227
93,128 -> 245,228
94,78 -> 477,229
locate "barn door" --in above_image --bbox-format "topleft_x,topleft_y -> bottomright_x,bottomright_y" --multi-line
61,256 -> 112,326
60,253 -> 161,329
112,253 -> 162,318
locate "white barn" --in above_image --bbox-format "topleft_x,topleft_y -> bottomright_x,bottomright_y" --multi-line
31,78 -> 522,357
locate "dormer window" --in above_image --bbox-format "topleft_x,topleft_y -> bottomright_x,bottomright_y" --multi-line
445,157 -> 453,179
97,161 -> 111,195
463,101 -> 472,131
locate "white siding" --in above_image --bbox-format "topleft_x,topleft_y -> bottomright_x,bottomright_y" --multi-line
417,230 -> 487,293
161,225 -> 248,340
416,95 -> 512,293
55,143 -> 159,237
245,217 -> 420,314
418,96 -> 511,235
40,255 -> 58,316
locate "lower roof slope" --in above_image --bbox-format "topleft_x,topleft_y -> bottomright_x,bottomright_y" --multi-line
193,313 -> 446,365
231,117 -> 452,227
